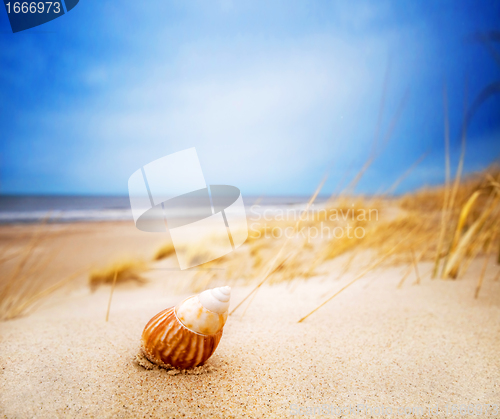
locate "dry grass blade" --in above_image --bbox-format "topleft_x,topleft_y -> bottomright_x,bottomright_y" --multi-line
229,176 -> 327,316
342,60 -> 390,197
440,83 -> 469,276
240,251 -> 294,317
443,195 -> 499,278
475,227 -> 498,299
371,58 -> 391,156
497,230 -> 500,265
0,216 -> 55,319
326,162 -> 354,204
397,264 -> 414,289
466,82 -> 500,126
229,237 -> 291,316
459,223 -> 496,277
448,84 -> 468,213
411,248 -> 421,285
298,251 -> 393,323
444,223 -> 480,279
105,270 -> 118,322
1,225 -> 47,312
298,225 -> 419,323
383,152 -> 428,196
240,289 -> 259,319
335,250 -> 360,281
7,234 -> 72,313
432,83 -> 452,278
4,267 -> 87,320
469,31 -> 500,67
494,270 -> 500,282
89,259 -> 148,291
395,236 -> 435,290
344,85 -> 410,194
153,242 -> 176,261
448,190 -> 482,255
0,249 -> 24,264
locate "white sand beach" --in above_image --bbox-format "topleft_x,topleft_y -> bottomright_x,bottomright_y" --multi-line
1,223 -> 499,418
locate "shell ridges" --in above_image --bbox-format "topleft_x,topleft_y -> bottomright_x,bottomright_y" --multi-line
140,286 -> 230,370
141,306 -> 223,370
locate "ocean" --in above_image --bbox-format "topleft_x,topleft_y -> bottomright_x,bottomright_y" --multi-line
0,195 -> 327,224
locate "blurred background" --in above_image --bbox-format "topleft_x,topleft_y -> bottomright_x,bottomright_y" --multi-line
2,4 -> 500,415
0,0 -> 499,213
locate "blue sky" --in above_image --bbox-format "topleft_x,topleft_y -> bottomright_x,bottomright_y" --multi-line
1,0 -> 499,196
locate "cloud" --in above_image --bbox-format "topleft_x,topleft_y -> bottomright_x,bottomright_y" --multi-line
9,32 -> 397,194
3,0 -> 497,195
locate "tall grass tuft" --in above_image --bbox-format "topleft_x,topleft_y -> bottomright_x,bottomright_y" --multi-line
89,259 -> 148,291
0,219 -> 83,320
153,242 -> 176,261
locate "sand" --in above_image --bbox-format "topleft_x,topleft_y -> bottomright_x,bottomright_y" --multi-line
1,222 -> 499,418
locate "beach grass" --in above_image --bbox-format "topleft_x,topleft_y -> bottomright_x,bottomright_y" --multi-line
0,219 -> 80,321
2,68 -> 499,323
1,165 -> 497,322
153,242 -> 176,261
88,259 -> 148,291
163,162 -> 498,322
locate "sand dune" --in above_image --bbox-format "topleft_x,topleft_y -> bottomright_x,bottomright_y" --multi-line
1,225 -> 499,418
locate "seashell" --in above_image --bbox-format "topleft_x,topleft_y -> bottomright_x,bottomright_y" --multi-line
141,286 -> 231,369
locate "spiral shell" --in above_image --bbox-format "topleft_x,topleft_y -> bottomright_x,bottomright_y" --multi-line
141,286 -> 231,369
